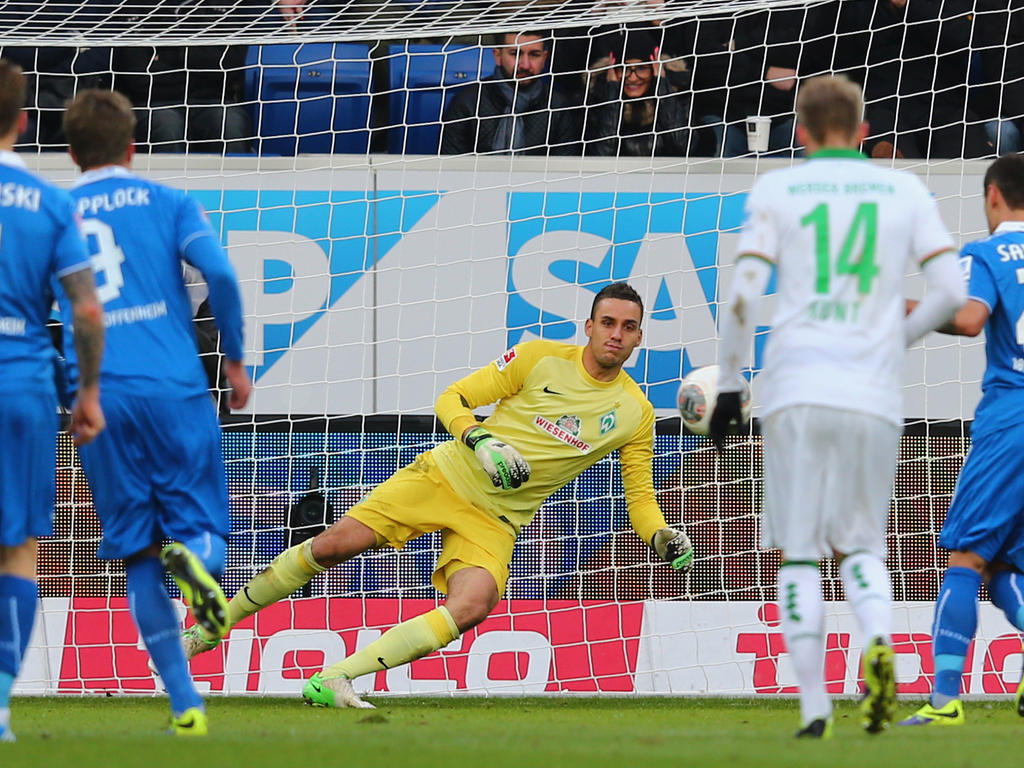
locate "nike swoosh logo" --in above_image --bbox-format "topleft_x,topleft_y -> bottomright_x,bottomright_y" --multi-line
243,586 -> 264,607
309,680 -> 322,692
931,711 -> 960,719
378,656 -> 390,669
543,386 -> 563,394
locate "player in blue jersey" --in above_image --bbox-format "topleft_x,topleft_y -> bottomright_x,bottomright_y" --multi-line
900,153 -> 1024,726
59,89 -> 251,736
0,61 -> 106,744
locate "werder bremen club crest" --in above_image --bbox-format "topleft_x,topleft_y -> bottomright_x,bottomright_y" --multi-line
599,410 -> 616,434
555,414 -> 581,436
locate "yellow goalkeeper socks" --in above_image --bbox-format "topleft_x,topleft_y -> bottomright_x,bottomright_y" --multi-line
199,539 -> 327,642
321,606 -> 460,681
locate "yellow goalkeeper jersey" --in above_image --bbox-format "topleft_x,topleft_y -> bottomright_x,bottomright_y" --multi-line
431,339 -> 667,544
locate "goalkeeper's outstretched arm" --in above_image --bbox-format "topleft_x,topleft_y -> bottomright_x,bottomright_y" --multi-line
619,403 -> 694,572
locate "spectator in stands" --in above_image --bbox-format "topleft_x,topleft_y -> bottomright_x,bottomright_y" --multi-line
2,45 -> 113,149
0,0 -> 301,152
830,0 -> 990,158
969,0 -> 1024,154
551,13 -> 731,156
666,15 -> 736,157
114,0 -> 301,154
720,4 -> 832,157
550,25 -> 611,108
582,31 -> 693,157
440,31 -> 578,155
0,1 -> 115,148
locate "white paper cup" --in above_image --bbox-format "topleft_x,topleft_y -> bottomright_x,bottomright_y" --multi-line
745,116 -> 772,153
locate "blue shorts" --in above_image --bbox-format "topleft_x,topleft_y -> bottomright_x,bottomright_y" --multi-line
78,392 -> 229,560
0,392 -> 58,546
940,422 -> 1024,569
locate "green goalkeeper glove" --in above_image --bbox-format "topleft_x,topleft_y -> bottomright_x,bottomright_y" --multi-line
464,427 -> 531,490
652,527 -> 694,572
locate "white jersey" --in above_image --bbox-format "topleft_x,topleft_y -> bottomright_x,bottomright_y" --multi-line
736,149 -> 955,425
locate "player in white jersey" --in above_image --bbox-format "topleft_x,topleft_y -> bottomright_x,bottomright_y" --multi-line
710,75 -> 966,738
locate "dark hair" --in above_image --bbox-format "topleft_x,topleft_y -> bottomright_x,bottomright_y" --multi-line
615,29 -> 658,63
63,89 -> 136,170
590,282 -> 644,320
0,60 -> 25,137
492,30 -> 550,50
984,154 -> 1024,210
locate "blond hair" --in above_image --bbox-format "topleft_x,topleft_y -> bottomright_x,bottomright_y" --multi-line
796,75 -> 863,144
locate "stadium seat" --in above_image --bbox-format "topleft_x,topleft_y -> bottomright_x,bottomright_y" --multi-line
387,43 -> 491,155
246,43 -> 372,155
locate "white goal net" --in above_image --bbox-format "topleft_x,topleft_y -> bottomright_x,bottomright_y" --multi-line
13,0 -> 1020,698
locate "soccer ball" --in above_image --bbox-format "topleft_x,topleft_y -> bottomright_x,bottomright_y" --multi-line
677,365 -> 752,436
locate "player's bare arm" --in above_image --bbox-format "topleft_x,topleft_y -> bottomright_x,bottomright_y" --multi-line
59,265 -> 105,445
223,358 -> 252,410
906,297 -> 988,337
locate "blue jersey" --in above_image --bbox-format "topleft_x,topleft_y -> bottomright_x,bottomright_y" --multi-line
0,151 -> 90,394
962,221 -> 1024,438
61,166 -> 244,398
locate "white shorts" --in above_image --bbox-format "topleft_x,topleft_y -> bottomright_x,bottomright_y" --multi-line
760,405 -> 901,561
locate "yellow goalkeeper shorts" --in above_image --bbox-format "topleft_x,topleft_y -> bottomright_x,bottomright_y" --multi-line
346,451 -> 516,595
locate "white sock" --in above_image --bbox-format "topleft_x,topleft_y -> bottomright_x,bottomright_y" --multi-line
839,551 -> 892,645
779,562 -> 831,724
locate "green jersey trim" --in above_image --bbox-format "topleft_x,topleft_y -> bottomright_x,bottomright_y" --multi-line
920,247 -> 956,266
738,250 -> 775,267
809,148 -> 868,160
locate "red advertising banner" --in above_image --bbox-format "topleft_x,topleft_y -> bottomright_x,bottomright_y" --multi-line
20,599 -> 1021,697
53,598 -> 645,695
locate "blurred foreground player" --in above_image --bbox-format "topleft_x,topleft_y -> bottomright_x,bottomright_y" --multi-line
710,75 -> 965,737
58,89 -> 251,736
0,60 -> 105,743
901,154 -> 1024,726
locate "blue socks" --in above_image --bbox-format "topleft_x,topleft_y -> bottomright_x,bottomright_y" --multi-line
931,566 -> 982,707
0,575 -> 37,709
988,570 -> 1024,631
182,532 -> 226,579
125,556 -> 203,716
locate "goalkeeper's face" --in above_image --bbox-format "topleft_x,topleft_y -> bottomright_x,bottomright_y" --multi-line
584,298 -> 643,372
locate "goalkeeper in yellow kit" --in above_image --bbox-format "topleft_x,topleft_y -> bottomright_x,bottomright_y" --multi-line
183,281 -> 693,708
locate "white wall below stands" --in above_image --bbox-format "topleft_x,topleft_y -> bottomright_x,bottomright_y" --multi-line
27,154 -> 989,418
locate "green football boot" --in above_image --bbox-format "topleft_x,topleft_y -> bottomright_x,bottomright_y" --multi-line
861,637 -> 896,733
161,542 -> 229,638
169,707 -> 208,736
898,699 -> 965,726
303,673 -> 375,709
182,624 -> 220,660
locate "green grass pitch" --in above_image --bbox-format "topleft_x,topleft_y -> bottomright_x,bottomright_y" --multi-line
3,696 -> 1023,768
